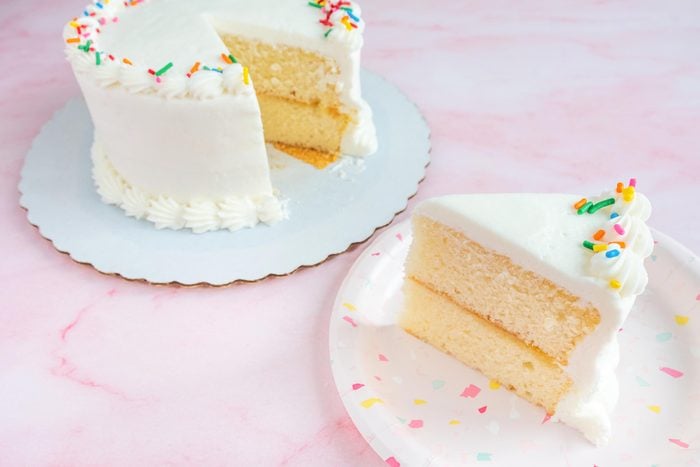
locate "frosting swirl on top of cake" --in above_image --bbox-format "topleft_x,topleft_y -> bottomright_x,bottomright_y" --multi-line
575,178 -> 653,298
600,214 -> 654,257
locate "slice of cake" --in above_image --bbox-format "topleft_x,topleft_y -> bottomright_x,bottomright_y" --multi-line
399,180 -> 653,445
63,0 -> 377,233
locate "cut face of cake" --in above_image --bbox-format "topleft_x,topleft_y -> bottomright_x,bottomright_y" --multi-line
63,0 -> 377,233
400,181 -> 653,445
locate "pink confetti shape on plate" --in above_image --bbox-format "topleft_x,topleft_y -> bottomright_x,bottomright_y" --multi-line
460,384 -> 481,398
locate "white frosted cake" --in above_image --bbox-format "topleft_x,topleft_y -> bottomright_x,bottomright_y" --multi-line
400,180 -> 653,445
63,0 -> 377,233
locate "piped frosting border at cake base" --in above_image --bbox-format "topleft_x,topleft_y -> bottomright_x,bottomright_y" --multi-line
91,140 -> 286,233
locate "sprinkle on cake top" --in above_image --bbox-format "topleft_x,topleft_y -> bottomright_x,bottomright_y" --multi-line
64,1 -> 254,97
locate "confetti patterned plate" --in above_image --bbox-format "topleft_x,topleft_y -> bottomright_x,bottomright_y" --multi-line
330,220 -> 699,466
18,70 -> 429,285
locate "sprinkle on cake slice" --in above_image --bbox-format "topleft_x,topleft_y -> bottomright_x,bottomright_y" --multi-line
400,180 -> 653,445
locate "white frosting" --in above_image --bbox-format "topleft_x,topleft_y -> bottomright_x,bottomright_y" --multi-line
188,70 -> 224,100
415,190 -> 653,445
183,201 -> 222,234
69,50 -> 95,75
222,64 -> 253,96
120,64 -> 153,93
157,74 -> 189,99
147,196 -> 185,230
91,140 -> 285,233
219,197 -> 258,231
588,244 -> 648,297
63,0 -> 377,155
93,58 -> 121,87
121,186 -> 150,219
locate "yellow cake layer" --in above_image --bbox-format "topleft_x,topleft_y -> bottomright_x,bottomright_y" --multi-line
401,278 -> 572,414
406,215 -> 601,366
258,94 -> 349,155
221,34 -> 344,107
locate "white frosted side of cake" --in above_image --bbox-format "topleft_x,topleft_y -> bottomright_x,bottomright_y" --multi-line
75,73 -> 284,233
414,191 -> 653,445
77,75 -> 272,202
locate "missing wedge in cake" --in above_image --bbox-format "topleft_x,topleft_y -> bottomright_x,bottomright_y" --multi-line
399,180 -> 653,445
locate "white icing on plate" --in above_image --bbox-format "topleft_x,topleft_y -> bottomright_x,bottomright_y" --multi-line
329,220 -> 700,466
18,70 -> 429,285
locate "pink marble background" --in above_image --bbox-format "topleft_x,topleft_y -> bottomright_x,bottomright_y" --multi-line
1,0 -> 699,465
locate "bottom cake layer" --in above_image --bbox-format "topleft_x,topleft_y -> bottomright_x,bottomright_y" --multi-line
400,278 -> 573,414
258,93 -> 350,158
91,140 -> 286,233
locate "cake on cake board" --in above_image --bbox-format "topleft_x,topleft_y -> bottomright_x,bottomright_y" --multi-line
63,0 -> 378,233
19,0 -> 431,284
18,70 -> 430,285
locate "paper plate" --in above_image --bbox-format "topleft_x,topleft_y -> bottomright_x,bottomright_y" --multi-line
18,70 -> 430,286
329,220 -> 699,466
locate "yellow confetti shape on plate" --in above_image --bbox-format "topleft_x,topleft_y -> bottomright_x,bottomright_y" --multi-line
342,302 -> 357,312
414,399 -> 427,405
360,398 -> 383,408
675,315 -> 689,326
647,405 -> 661,414
449,419 -> 461,425
489,380 -> 501,390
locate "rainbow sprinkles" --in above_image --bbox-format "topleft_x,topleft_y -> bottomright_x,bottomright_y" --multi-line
64,0 -> 264,97
307,0 -> 362,38
67,0 -> 365,94
574,178 -> 653,294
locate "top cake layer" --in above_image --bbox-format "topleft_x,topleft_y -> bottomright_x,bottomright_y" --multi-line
414,189 -> 653,311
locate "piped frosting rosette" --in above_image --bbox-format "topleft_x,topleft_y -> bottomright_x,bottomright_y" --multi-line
588,244 -> 648,297
599,211 -> 653,257
574,178 -> 654,297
